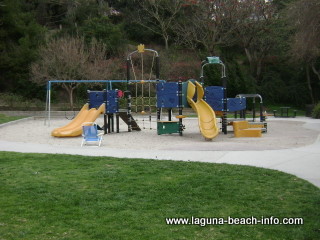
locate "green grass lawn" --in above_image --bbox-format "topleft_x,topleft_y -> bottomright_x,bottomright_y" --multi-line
0,114 -> 26,124
0,152 -> 319,240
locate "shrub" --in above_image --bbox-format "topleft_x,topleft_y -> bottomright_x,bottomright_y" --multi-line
312,103 -> 320,119
0,92 -> 44,110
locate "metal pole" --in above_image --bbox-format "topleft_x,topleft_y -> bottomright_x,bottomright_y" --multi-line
48,81 -> 51,127
111,113 -> 114,132
108,114 -> 112,133
116,113 -> 120,133
104,114 -> 108,134
200,62 -> 208,85
126,59 -> 131,88
259,95 -> 264,122
157,107 -> 160,121
156,56 -> 160,79
253,98 -> 256,122
45,82 -> 49,125
127,92 -> 132,132
222,76 -> 227,134
178,81 -> 183,136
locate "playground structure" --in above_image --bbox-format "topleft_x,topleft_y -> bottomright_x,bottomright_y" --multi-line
51,103 -> 105,137
233,121 -> 265,138
49,45 -> 163,137
48,80 -> 162,137
155,79 -> 222,140
200,57 -> 266,137
200,57 -> 228,134
234,94 -> 266,122
48,45 -> 267,139
126,44 -> 160,115
156,81 -> 186,136
187,81 -> 219,140
126,44 -> 161,131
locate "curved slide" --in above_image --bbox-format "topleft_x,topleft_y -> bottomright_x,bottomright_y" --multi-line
187,81 -> 219,140
51,103 -> 105,137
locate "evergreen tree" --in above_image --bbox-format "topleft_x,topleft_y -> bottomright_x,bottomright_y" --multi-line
0,0 -> 45,97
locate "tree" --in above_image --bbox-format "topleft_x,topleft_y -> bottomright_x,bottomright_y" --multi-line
61,0 -> 110,32
132,0 -> 183,50
80,16 -> 125,54
286,0 -> 320,103
31,36 -> 118,109
174,0 -> 281,87
29,0 -> 110,31
233,0 -> 279,85
0,0 -> 45,96
174,0 -> 242,55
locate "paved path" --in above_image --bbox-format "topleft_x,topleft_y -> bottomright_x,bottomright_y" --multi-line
0,118 -> 319,188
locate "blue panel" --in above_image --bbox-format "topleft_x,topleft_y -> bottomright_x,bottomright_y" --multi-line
156,82 -> 180,108
88,90 -> 119,113
204,86 -> 224,101
88,91 -> 106,109
204,86 -> 246,112
227,97 -> 246,112
206,99 -> 224,111
204,86 -> 224,111
106,90 -> 119,113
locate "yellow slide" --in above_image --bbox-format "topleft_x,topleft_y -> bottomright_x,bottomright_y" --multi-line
187,81 -> 219,140
51,103 -> 105,137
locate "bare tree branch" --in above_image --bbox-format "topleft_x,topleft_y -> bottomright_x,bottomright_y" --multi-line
174,0 -> 244,55
31,36 -> 118,109
286,0 -> 320,103
132,0 -> 183,50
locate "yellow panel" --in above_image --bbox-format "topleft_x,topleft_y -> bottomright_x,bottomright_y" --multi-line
175,115 -> 187,119
137,44 -> 145,53
232,121 -> 262,138
248,124 -> 264,128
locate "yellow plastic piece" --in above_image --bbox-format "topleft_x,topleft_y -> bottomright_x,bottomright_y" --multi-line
248,123 -> 264,129
137,44 -> 145,53
214,111 -> 224,117
51,103 -> 105,137
141,111 -> 146,114
232,121 -> 262,138
187,81 -> 219,140
175,115 -> 186,119
158,120 -> 179,123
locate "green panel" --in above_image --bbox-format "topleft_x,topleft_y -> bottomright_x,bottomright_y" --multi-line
157,121 -> 180,135
206,56 -> 220,64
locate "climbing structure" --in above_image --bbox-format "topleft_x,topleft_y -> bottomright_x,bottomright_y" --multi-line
126,44 -> 161,131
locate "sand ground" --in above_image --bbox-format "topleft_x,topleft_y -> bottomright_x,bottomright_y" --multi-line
0,115 -> 319,151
